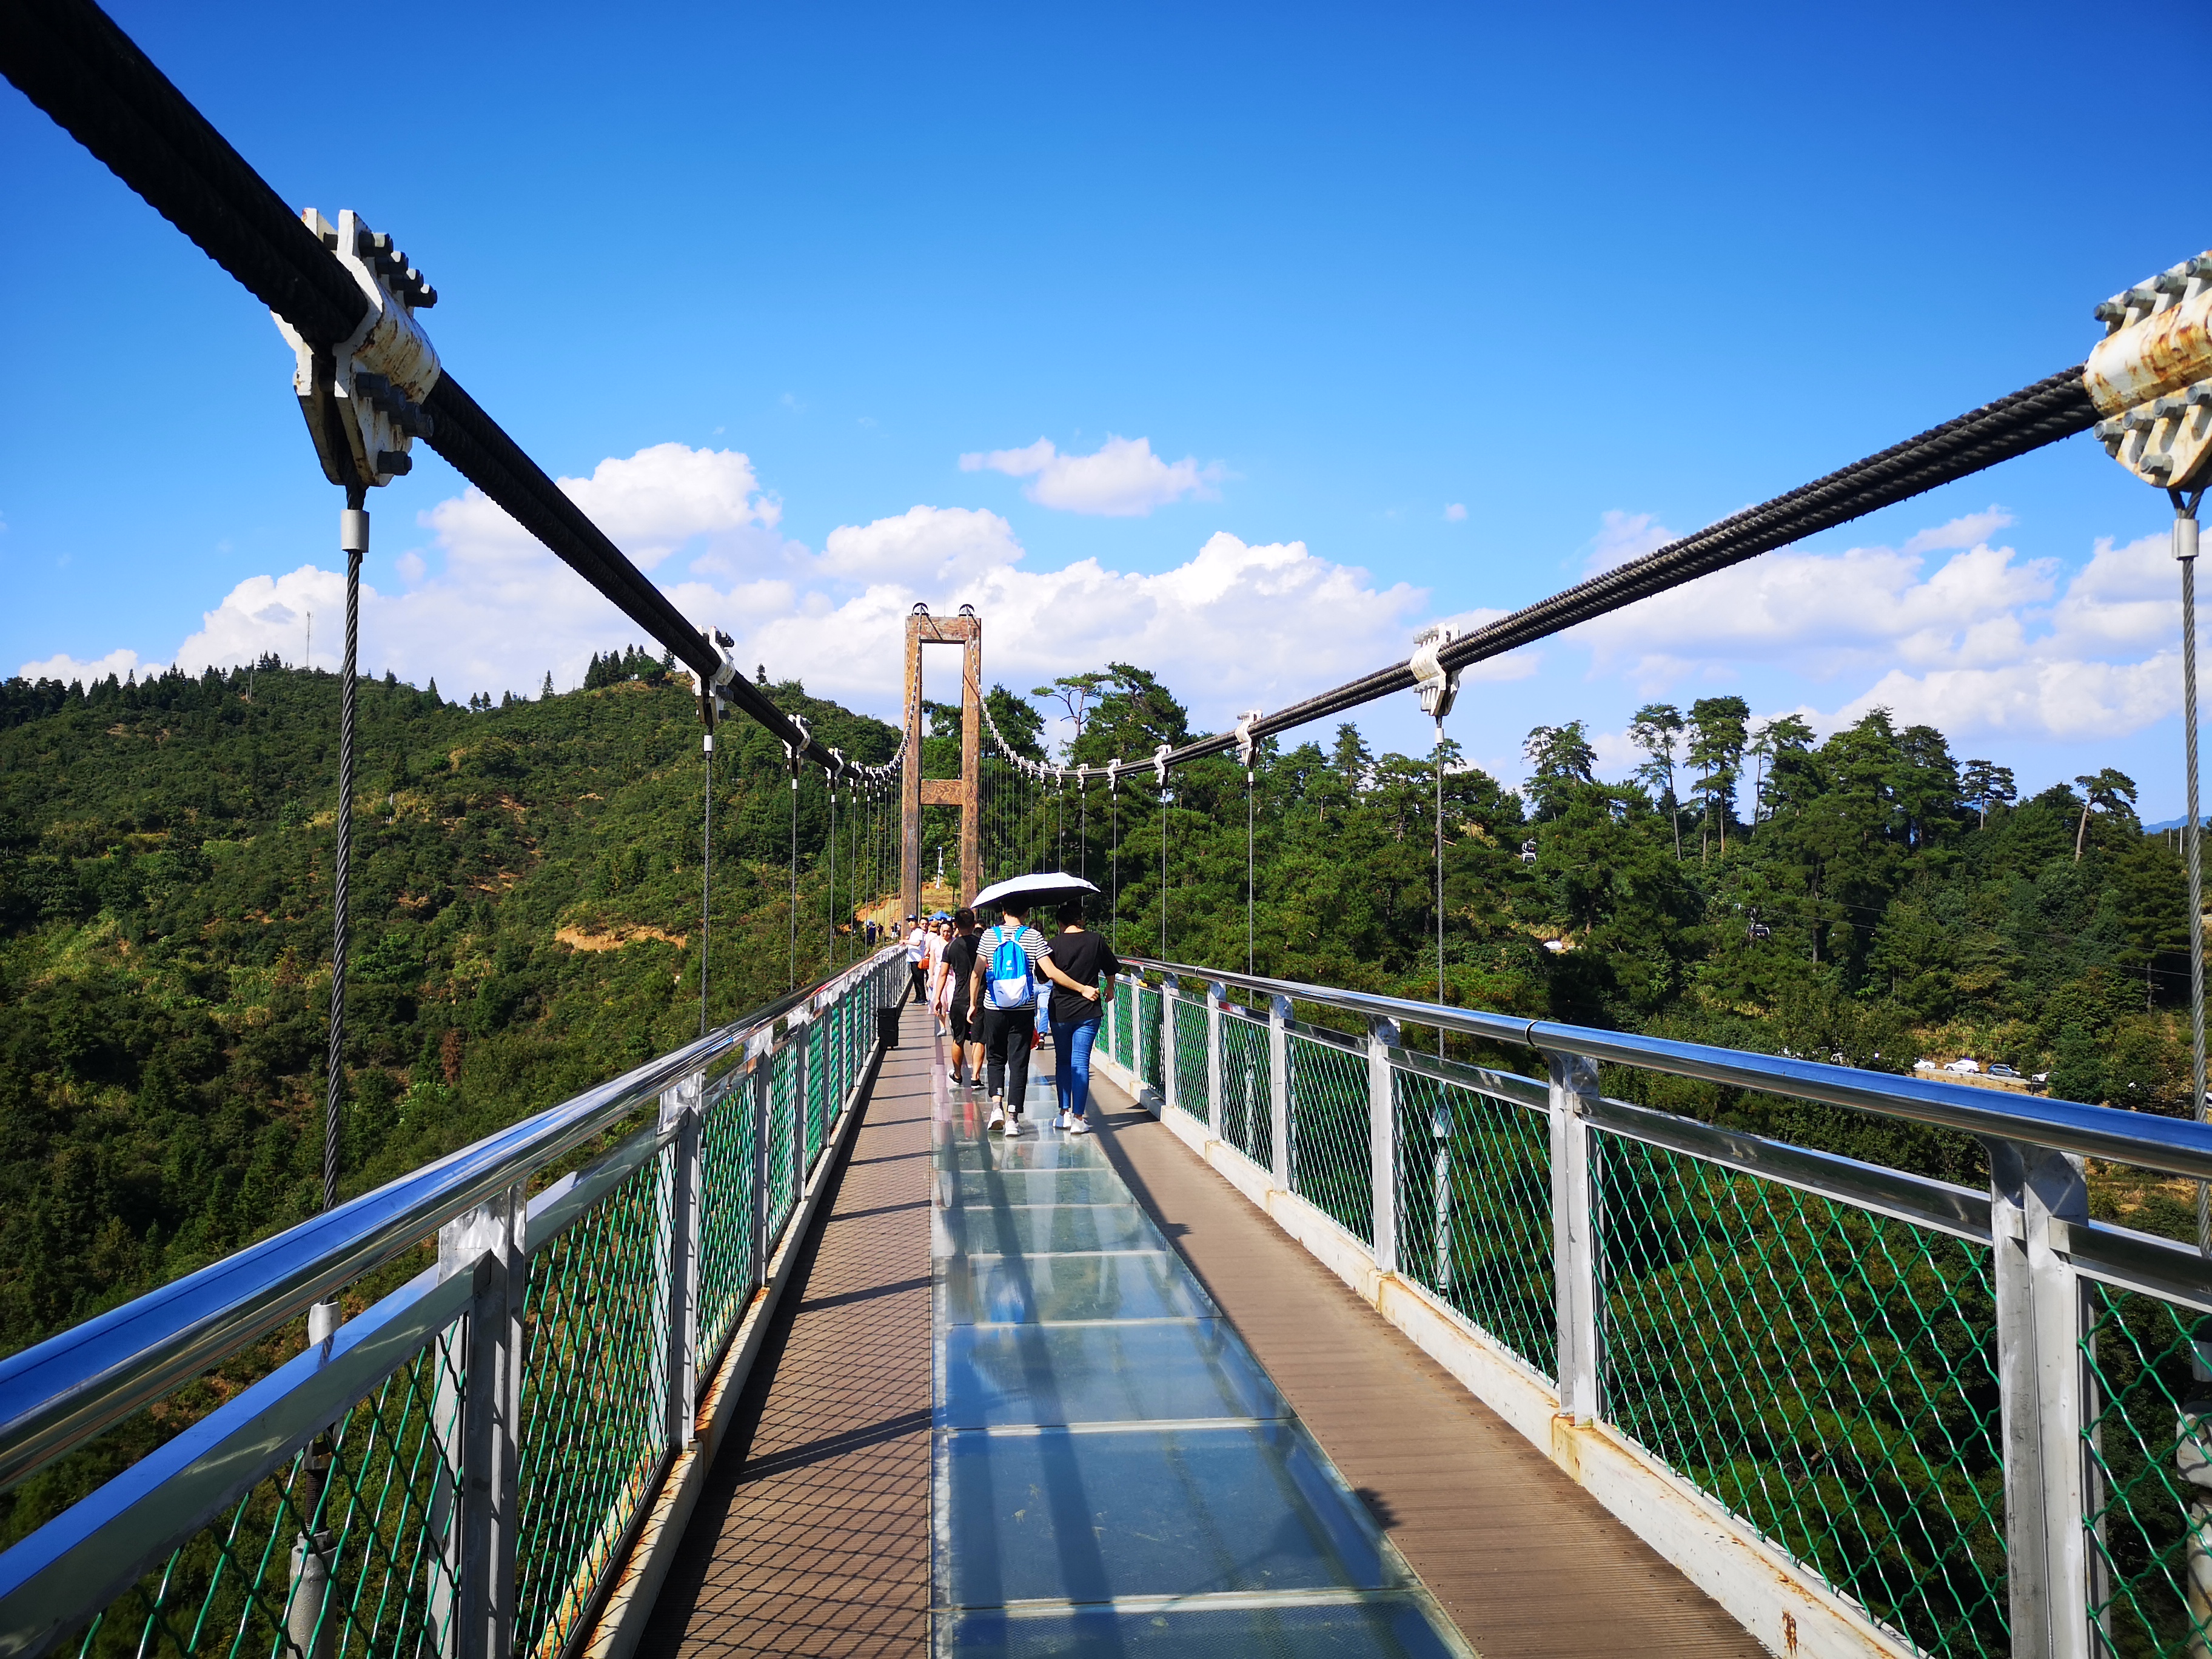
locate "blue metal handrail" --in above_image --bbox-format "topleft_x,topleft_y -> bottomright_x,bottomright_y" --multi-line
1121,954 -> 2212,1179
0,958 -> 877,1493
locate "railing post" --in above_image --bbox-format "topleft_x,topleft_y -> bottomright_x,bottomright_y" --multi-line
789,1011 -> 811,1184
1991,1138 -> 2092,1659
660,1071 -> 703,1453
1162,975 -> 1181,1121
749,1039 -> 772,1290
1367,1015 -> 1399,1274
1547,1050 -> 1600,1423
1205,980 -> 1225,1138
1431,1095 -> 1454,1293
439,1181 -> 525,1659
1269,994 -> 1292,1190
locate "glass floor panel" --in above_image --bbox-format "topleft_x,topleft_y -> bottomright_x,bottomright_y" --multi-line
937,1421 -> 1397,1606
942,1319 -> 1282,1427
930,1024 -> 1469,1656
941,1201 -> 1164,1256
939,1593 -> 1470,1658
956,1168 -> 1128,1204
937,1252 -> 1217,1326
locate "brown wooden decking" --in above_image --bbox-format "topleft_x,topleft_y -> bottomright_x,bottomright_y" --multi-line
635,1001 -> 936,1657
1084,1067 -> 1767,1658
633,1002 -> 1766,1657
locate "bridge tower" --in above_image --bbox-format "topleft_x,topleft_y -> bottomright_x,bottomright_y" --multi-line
901,606 -> 982,923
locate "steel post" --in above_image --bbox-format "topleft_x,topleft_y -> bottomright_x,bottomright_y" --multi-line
1367,1016 -> 1399,1274
1431,1096 -> 1454,1293
1133,979 -> 1150,1104
749,1046 -> 771,1292
1991,1138 -> 2092,1659
1547,1051 -> 1600,1423
660,1071 -> 703,1452
1269,994 -> 1292,1190
790,1012 -> 812,1183
1205,980 -> 1225,1138
440,1183 -> 525,1659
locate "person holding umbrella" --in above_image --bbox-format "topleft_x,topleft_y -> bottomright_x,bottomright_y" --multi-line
1045,897 -> 1119,1135
966,874 -> 1101,1135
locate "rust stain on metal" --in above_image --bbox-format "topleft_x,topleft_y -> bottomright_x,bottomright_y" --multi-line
1783,1609 -> 1798,1654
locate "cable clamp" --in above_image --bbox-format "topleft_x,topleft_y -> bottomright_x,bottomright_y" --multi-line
2086,248 -> 2212,492
273,209 -> 441,491
1233,710 -> 1262,768
1152,743 -> 1171,785
1106,758 -> 1121,792
1410,625 -> 1460,720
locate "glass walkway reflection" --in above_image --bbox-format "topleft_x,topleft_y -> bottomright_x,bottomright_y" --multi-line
929,1036 -> 1473,1656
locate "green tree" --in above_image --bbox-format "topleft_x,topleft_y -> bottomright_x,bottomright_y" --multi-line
1629,703 -> 1686,858
1522,723 -> 1596,820
1686,695 -> 1749,859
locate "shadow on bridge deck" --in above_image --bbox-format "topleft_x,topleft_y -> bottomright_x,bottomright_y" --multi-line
1084,1065 -> 1766,1658
637,1000 -> 937,1655
636,1000 -> 1760,1657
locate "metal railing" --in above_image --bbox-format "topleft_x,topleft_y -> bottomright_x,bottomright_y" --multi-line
0,946 -> 906,1659
1102,957 -> 2212,1659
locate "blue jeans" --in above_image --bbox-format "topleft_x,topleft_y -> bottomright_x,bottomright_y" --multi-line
1051,1016 -> 1100,1119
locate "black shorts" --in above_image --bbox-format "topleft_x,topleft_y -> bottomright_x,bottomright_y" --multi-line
949,1002 -> 973,1045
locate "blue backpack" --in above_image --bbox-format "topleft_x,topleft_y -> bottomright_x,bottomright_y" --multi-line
985,925 -> 1036,1010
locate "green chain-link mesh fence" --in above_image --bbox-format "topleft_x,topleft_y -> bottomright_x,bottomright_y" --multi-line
1170,991 -> 1208,1125
71,1318 -> 466,1658
1112,979 -> 1134,1069
764,1043 -> 799,1242
695,1061 -> 762,1367
1594,1130 -> 2006,1658
1391,1064 -> 1556,1380
1139,984 -> 1164,1093
515,1147 -> 674,1658
2081,1282 -> 2212,1658
1219,1005 -> 1270,1170
1285,1026 -> 1372,1245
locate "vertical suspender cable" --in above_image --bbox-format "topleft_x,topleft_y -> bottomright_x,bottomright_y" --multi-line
2177,489 -> 2208,1256
789,762 -> 800,992
326,489 -> 366,1213
828,772 -> 837,965
1247,764 -> 1255,977
700,729 -> 714,1036
1109,766 -> 1121,952
1079,767 -> 1088,883
1435,716 -> 1447,1059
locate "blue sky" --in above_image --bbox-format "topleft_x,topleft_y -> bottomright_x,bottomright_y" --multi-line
4,1 -> 2208,809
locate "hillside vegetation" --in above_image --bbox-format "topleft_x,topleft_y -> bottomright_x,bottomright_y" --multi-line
0,656 -> 2198,1368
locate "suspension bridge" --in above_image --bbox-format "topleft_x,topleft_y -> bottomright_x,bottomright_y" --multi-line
7,1 -> 2212,1655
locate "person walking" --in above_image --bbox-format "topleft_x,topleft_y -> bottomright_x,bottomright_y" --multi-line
939,909 -> 983,1090
970,899 -> 1053,1135
925,916 -> 952,1035
1045,898 -> 1119,1136
905,916 -> 928,1000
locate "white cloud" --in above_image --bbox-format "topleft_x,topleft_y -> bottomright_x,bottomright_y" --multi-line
1444,503 -> 1467,523
1583,509 -> 1676,575
958,434 -> 1221,517
1572,506 -> 2191,743
21,445 -> 1444,734
725,513 -> 1428,734
19,646 -> 143,686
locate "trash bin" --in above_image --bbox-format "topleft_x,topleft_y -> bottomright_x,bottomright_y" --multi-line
877,1006 -> 901,1050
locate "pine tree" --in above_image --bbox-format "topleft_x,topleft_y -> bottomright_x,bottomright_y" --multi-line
541,671 -> 555,700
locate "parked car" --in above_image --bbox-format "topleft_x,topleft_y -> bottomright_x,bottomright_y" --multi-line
1913,1058 -> 1938,1072
1942,1058 -> 1982,1075
1988,1065 -> 2022,1080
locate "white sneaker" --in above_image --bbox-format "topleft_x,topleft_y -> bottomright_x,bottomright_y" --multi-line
988,1101 -> 1005,1133
1067,1115 -> 1091,1136
1004,1113 -> 1022,1138
1055,1110 -> 1071,1130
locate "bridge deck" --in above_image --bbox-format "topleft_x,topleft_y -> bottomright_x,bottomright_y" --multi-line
640,1001 -> 1760,1656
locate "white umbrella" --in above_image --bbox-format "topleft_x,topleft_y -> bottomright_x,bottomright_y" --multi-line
970,871 -> 1101,911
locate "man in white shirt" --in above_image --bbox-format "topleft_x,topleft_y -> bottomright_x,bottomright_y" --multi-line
905,917 -> 928,1000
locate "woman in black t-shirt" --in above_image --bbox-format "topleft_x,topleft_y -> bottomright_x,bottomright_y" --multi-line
1044,898 -> 1120,1135
940,908 -> 982,1090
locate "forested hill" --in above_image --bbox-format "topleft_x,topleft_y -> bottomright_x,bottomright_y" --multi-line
0,656 -> 897,1358
0,655 -> 2197,1364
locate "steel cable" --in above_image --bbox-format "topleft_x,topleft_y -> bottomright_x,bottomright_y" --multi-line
1147,367 -> 2100,768
324,542 -> 360,1213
